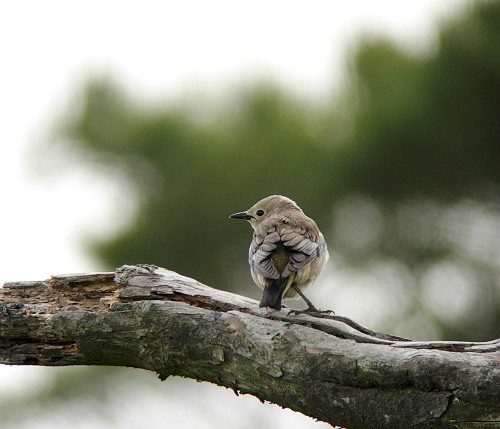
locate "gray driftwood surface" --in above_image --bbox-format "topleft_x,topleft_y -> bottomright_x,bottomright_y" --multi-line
1,264 -> 499,428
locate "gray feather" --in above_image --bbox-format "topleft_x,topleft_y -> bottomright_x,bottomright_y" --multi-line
249,221 -> 326,281
249,229 -> 280,279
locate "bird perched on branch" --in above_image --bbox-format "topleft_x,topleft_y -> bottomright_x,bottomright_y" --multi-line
229,195 -> 329,312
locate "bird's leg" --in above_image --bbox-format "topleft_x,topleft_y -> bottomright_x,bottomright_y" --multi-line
291,285 -> 319,311
288,284 -> 335,316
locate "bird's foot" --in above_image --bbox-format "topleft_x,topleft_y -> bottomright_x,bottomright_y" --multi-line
288,306 -> 335,317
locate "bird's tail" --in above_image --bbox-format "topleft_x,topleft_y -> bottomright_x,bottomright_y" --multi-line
259,282 -> 284,310
259,275 -> 294,310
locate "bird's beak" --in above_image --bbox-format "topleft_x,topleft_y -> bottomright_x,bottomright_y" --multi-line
229,211 -> 253,220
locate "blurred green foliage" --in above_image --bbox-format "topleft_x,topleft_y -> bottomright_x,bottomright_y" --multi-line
61,82 -> 340,296
2,3 -> 496,429
46,1 -> 500,341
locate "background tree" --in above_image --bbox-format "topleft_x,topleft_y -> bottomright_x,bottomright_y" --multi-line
47,0 -> 500,340
3,1 -> 498,427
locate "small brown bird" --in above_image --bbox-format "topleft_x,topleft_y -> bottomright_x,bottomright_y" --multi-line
230,195 -> 329,311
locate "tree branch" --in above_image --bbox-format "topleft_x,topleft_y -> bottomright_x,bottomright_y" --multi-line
1,264 -> 499,428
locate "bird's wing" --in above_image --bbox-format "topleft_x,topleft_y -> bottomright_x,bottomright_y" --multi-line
280,225 -> 325,278
249,223 -> 326,280
249,228 -> 280,280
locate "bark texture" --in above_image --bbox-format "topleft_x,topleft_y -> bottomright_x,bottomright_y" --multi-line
0,264 -> 499,428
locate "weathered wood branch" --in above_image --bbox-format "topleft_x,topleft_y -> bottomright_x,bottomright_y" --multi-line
1,264 -> 499,428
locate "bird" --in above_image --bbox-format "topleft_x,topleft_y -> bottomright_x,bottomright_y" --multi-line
229,195 -> 329,312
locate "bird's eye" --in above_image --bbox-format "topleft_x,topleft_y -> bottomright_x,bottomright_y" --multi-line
256,210 -> 265,216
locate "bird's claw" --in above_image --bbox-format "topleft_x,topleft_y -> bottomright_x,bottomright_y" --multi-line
287,307 -> 335,317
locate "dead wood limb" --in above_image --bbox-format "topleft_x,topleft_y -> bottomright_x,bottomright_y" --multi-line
1,264 -> 499,428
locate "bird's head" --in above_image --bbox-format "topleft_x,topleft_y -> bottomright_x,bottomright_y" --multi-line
229,195 -> 300,229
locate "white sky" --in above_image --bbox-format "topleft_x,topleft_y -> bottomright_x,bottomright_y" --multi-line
0,0 -> 470,426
